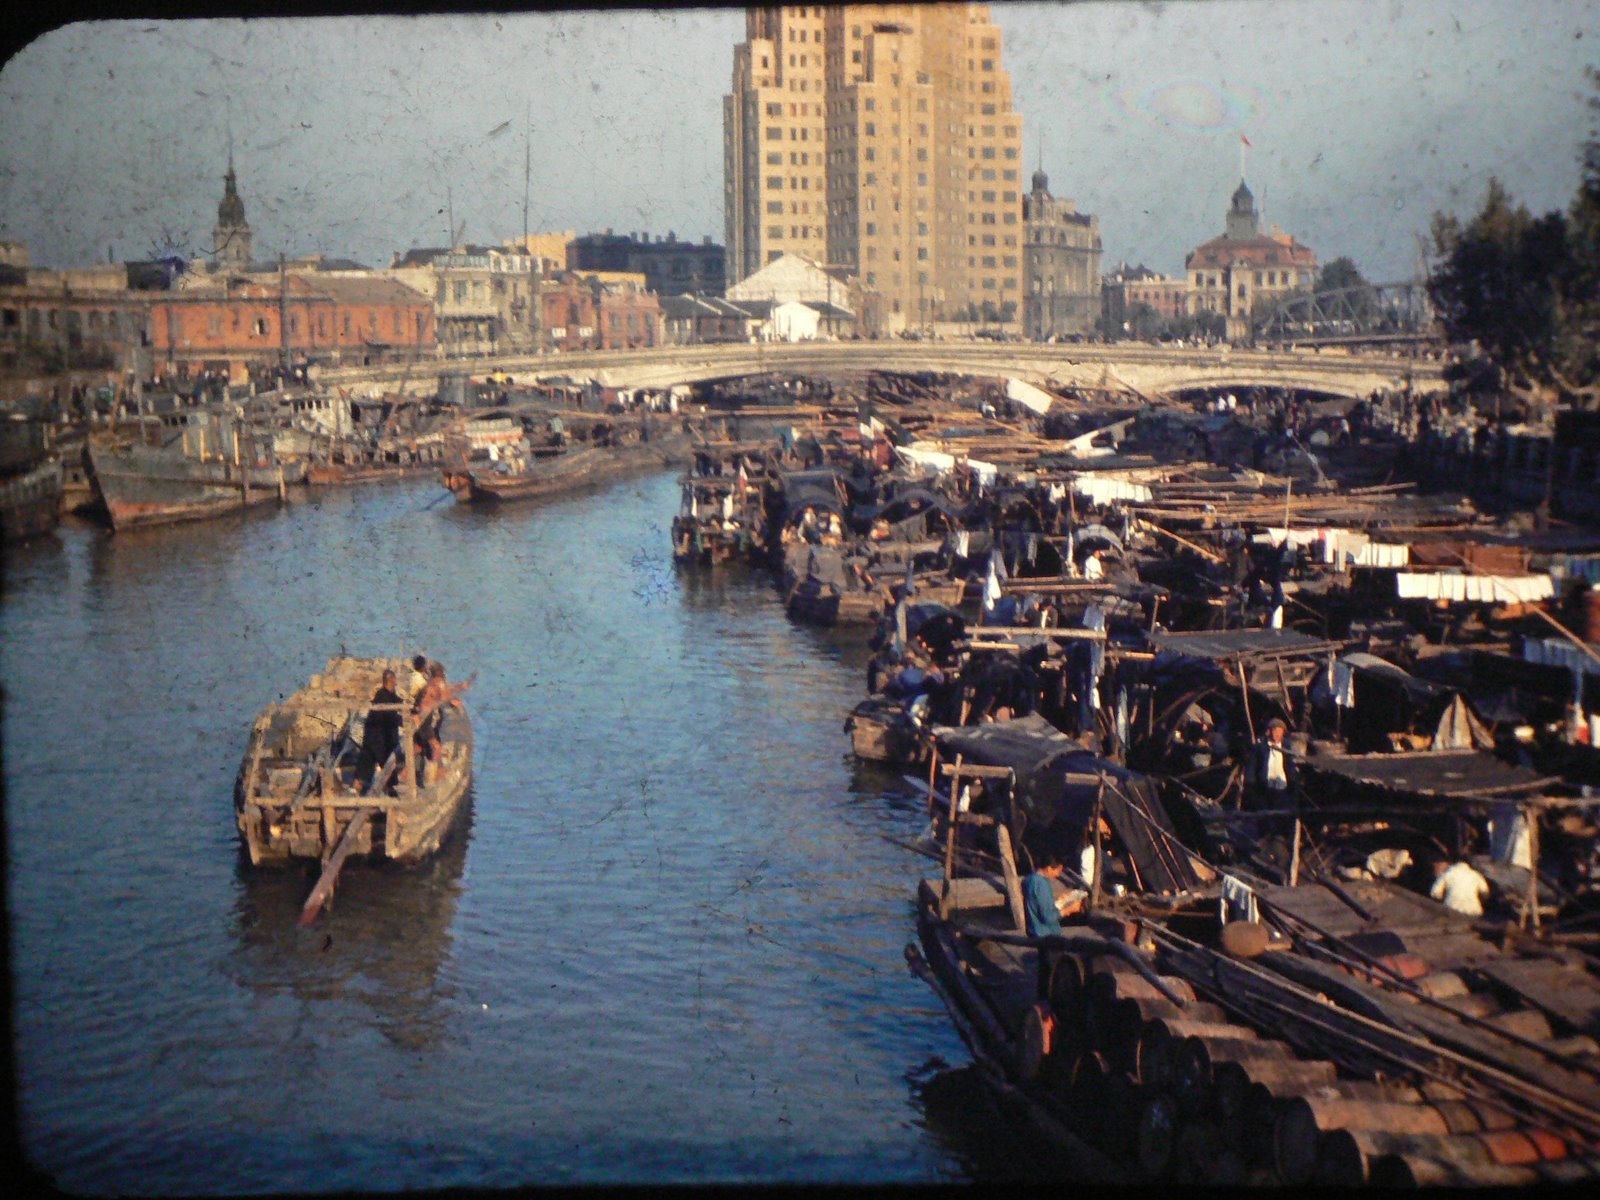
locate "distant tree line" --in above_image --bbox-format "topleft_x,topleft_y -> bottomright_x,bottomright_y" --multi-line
1428,66 -> 1600,411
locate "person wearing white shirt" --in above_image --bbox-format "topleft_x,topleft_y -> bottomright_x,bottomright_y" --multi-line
1430,859 -> 1490,917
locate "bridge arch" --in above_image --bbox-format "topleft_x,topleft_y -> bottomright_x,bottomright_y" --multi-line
317,340 -> 1445,403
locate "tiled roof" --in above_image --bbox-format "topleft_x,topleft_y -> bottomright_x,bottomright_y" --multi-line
1186,234 -> 1316,270
301,274 -> 432,305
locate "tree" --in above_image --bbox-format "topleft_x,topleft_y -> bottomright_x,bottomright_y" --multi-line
1427,67 -> 1600,409
1316,256 -> 1368,294
1125,301 -> 1162,341
1428,178 -> 1572,402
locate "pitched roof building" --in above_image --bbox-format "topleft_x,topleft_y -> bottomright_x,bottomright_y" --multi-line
1185,178 -> 1317,340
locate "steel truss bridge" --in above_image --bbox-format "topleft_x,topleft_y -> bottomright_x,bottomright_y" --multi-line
1251,281 -> 1439,350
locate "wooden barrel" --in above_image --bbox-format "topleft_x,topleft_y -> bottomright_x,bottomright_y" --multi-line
1047,953 -> 1086,1024
1209,1144 -> 1248,1186
1436,991 -> 1502,1019
1316,1129 -> 1496,1186
1085,969 -> 1196,1013
1231,1074 -> 1420,1123
1428,1099 -> 1522,1134
1137,1017 -> 1256,1089
1136,1093 -> 1178,1181
1216,1058 -> 1341,1124
1014,1001 -> 1054,1082
1369,1152 -> 1540,1187
1173,1118 -> 1223,1183
1533,1154 -> 1600,1182
1275,1097 -> 1452,1185
1173,1036 -> 1294,1114
1103,996 -> 1229,1071
1318,1127 -> 1570,1186
1102,1071 -> 1146,1159
1068,1049 -> 1113,1135
1345,952 -> 1431,984
1412,970 -> 1469,999
1483,1008 -> 1555,1040
1476,1127 -> 1569,1166
1544,1034 -> 1600,1058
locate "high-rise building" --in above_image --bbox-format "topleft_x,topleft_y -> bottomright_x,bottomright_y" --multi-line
724,4 -> 1023,333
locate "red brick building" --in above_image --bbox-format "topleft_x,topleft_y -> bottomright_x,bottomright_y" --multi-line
147,273 -> 435,381
539,271 -> 661,352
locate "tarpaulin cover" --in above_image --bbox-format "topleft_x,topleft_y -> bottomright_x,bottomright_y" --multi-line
778,472 -> 847,520
933,714 -> 1201,893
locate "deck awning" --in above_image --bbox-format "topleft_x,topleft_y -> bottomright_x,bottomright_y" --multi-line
933,714 -> 1202,894
1151,627 -> 1328,661
1304,749 -> 1555,801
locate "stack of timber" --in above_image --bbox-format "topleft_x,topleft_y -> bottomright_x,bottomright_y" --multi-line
1145,877 -> 1600,1186
235,655 -> 472,870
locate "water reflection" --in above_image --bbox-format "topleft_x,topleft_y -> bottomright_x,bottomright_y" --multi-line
228,795 -> 475,1053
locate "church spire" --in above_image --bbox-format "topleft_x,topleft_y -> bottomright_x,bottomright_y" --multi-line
213,133 -> 252,270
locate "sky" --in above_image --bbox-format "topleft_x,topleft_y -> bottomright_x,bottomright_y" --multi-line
0,1 -> 1593,281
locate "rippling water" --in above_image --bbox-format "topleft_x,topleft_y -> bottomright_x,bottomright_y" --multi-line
3,472 -> 1052,1193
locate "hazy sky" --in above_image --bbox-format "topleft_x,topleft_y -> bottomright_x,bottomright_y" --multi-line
0,2 -> 1593,280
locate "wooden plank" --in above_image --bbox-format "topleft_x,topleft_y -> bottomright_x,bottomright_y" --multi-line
940,762 -> 1014,779
997,823 -> 1027,934
297,809 -> 371,926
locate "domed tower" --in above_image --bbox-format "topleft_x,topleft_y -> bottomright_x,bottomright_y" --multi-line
1031,167 -> 1050,195
212,153 -> 253,270
1226,178 -> 1259,241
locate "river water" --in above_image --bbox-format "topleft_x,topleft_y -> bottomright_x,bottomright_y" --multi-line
2,470 -> 1052,1193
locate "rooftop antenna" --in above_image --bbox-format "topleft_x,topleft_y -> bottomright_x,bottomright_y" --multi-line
447,186 -> 455,248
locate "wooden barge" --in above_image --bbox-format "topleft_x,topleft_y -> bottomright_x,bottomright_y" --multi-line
444,433 -> 687,504
235,655 -> 472,868
89,431 -> 301,531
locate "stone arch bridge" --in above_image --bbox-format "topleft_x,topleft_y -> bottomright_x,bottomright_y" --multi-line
316,340 -> 1446,404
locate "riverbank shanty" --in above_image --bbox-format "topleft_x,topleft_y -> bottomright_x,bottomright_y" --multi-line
675,370 -> 1600,1186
